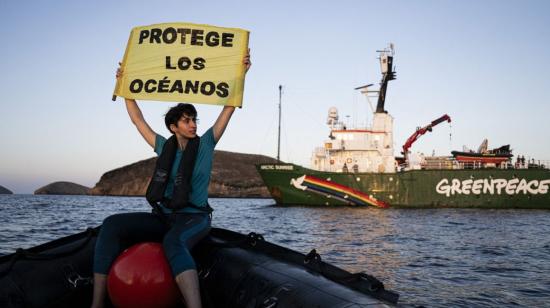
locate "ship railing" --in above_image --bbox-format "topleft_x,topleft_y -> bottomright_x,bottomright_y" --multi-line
398,159 -> 550,172
421,160 -> 454,170
449,161 -> 549,170
421,161 -> 485,170
516,159 -> 550,170
455,161 -> 506,169
399,161 -> 455,171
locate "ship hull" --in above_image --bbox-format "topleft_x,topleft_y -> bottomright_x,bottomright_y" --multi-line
257,164 -> 550,208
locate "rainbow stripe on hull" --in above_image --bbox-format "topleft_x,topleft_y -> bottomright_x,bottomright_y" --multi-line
290,175 -> 389,208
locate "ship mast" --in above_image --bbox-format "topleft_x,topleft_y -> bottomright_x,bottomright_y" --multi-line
277,85 -> 282,162
375,44 -> 396,113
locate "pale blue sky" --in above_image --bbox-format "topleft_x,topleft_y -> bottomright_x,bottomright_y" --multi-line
1,0 -> 549,193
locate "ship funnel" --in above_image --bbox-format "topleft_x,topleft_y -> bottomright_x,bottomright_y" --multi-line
327,107 -> 339,126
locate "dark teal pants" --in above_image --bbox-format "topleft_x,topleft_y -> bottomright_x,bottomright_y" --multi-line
93,212 -> 211,276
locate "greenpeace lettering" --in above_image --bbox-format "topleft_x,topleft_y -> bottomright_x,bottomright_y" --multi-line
436,178 -> 550,197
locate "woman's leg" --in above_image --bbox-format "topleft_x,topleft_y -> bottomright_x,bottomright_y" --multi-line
91,273 -> 107,308
175,270 -> 202,308
91,212 -> 166,308
163,214 -> 211,308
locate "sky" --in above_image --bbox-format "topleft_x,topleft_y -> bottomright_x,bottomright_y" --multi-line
1,0 -> 549,193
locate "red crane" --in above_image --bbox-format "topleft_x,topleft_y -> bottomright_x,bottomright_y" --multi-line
402,114 -> 451,163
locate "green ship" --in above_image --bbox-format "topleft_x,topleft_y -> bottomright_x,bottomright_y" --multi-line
257,45 -> 550,208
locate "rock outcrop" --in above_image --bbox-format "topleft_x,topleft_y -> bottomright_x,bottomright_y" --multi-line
90,150 -> 279,198
0,185 -> 13,194
34,182 -> 90,195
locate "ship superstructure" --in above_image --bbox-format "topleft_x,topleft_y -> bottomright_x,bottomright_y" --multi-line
311,45 -> 397,173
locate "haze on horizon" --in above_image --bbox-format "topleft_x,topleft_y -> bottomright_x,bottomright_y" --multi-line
1,0 -> 549,194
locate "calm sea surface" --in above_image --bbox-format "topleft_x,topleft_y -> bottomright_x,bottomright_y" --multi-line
1,195 -> 549,307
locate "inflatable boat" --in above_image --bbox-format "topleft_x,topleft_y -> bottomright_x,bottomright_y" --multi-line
0,227 -> 399,307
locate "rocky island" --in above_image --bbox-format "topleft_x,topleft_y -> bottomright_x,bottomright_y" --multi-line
90,150 -> 279,198
0,185 -> 13,194
34,182 -> 90,195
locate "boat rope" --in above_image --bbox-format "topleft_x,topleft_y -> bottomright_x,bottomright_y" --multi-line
0,227 -> 98,278
202,231 -> 266,249
449,120 -> 453,154
205,229 -> 399,304
62,263 -> 93,288
257,109 -> 277,156
299,249 -> 398,303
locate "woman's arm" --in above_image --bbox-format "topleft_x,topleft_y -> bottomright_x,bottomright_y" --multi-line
117,65 -> 157,148
125,98 -> 156,148
212,106 -> 235,143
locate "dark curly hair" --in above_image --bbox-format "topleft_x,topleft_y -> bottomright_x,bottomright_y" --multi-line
164,103 -> 197,134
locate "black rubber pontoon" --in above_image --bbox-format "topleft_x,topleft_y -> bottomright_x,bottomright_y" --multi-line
0,227 -> 398,307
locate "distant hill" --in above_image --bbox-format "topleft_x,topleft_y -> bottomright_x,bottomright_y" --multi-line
0,185 -> 13,194
34,182 -> 90,195
90,150 -> 279,198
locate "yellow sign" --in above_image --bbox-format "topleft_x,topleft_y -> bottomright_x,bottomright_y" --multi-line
113,22 -> 249,107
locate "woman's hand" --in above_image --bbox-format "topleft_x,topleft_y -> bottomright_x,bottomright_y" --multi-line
116,62 -> 123,79
243,48 -> 251,73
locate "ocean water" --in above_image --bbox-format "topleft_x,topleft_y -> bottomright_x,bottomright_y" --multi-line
1,195 -> 549,307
